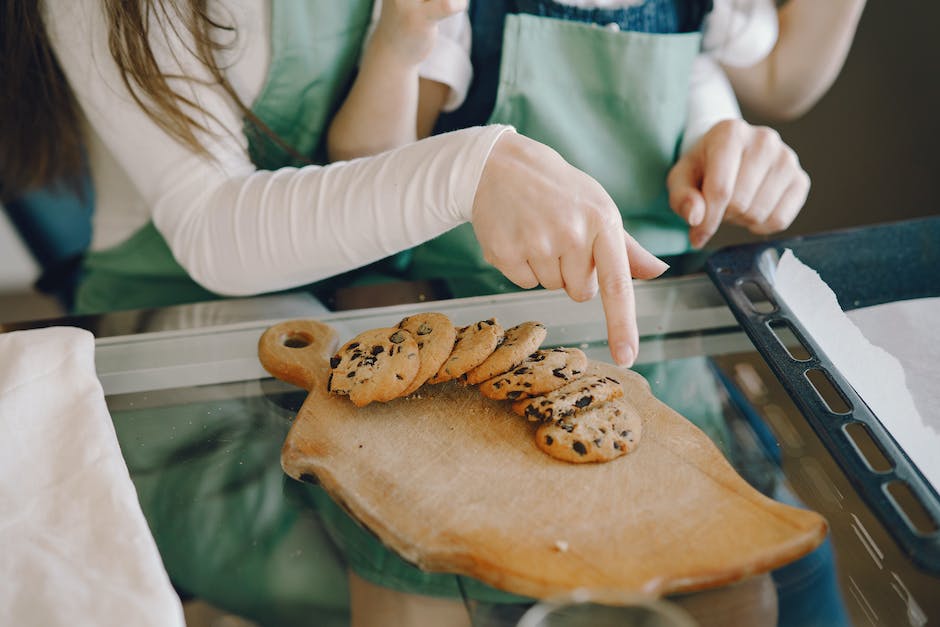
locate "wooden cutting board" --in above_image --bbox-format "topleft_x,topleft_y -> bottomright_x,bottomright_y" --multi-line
259,319 -> 827,601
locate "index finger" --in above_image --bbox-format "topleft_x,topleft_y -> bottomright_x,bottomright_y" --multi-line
593,227 -> 637,367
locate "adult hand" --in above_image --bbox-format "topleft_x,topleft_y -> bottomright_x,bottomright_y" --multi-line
667,119 -> 811,249
472,133 -> 670,367
372,0 -> 468,65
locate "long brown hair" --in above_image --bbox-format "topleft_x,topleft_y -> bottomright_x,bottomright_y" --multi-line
0,0 -> 291,202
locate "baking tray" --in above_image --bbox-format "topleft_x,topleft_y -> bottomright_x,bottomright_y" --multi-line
705,217 -> 940,573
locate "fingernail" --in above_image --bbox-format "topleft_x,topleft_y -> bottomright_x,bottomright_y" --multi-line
614,343 -> 635,368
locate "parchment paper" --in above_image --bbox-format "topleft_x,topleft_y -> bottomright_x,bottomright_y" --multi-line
771,250 -> 940,494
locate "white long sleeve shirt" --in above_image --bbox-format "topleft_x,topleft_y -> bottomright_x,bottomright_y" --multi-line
44,0 -> 775,297
44,1 -> 509,296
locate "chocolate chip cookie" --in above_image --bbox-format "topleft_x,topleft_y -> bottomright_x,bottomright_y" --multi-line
535,398 -> 642,463
396,312 -> 457,396
428,318 -> 504,384
465,321 -> 547,385
328,328 -> 419,407
477,347 -> 588,401
512,374 -> 624,422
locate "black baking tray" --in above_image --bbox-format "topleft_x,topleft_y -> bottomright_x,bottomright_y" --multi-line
705,217 -> 940,573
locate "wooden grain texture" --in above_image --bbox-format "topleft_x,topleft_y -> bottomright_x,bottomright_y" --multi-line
259,320 -> 828,601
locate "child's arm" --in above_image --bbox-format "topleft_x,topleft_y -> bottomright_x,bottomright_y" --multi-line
723,0 -> 866,120
327,0 -> 468,162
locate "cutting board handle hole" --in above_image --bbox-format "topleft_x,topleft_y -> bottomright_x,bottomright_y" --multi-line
281,332 -> 313,349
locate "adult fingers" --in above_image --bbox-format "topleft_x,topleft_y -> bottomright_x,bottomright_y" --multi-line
593,228 -> 637,367
560,250 -> 597,302
498,260 -> 540,290
528,256 -> 565,291
422,0 -> 467,19
624,230 -> 670,279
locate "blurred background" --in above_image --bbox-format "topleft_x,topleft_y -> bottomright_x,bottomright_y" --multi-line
2,1 -> 937,324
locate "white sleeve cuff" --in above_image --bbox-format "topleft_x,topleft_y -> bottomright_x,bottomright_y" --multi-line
418,12 -> 473,112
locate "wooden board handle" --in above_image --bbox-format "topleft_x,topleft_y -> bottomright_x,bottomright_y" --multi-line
258,319 -> 337,391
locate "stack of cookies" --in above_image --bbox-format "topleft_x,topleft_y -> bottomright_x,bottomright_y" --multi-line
327,313 -> 641,464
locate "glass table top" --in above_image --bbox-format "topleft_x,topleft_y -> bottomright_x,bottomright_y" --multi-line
9,275 -> 938,626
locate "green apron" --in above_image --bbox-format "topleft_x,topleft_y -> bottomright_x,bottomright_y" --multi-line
103,4 -> 728,619
406,13 -> 700,297
74,1 -> 374,315
311,13 -> 730,604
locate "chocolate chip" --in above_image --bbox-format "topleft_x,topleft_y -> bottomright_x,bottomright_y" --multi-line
417,323 -> 432,335
620,430 -> 629,437
525,406 -> 544,420
593,438 -> 603,448
299,473 -> 317,484
329,356 -> 341,369
613,441 -> 622,451
389,331 -> 406,344
545,435 -> 554,445
506,390 -> 523,400
574,395 -> 593,408
395,374 -> 403,380
529,352 -> 546,362
552,368 -> 567,379
483,318 -> 495,325
371,345 -> 384,355
346,371 -> 356,378
572,441 -> 587,455
513,367 -> 531,375
348,342 -> 360,350
327,373 -> 333,390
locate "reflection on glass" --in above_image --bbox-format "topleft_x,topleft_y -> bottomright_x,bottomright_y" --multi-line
516,591 -> 697,627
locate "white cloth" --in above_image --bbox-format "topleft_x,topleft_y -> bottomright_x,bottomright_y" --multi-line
0,327 -> 184,627
43,1 -> 509,297
366,2 -> 474,112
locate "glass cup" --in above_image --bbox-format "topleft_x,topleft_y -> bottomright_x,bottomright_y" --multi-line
515,590 -> 698,627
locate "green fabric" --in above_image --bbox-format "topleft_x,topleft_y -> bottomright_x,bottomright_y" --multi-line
111,393 -> 350,627
405,14 -> 701,295
85,5 -> 729,620
75,0 -> 373,315
318,14 -> 710,602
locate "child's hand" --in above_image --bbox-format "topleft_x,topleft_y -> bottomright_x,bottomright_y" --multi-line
371,0 -> 468,66
667,119 -> 811,248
